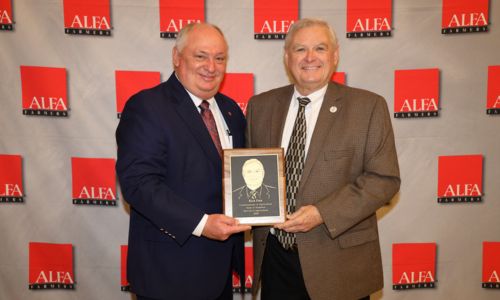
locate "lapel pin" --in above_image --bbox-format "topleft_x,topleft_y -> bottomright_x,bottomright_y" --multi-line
330,106 -> 337,113
228,111 -> 232,116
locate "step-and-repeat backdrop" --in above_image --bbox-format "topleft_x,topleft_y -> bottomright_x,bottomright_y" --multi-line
1,0 -> 499,299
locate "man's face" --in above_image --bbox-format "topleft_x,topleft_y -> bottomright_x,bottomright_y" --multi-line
285,25 -> 339,96
173,26 -> 228,100
242,160 -> 265,190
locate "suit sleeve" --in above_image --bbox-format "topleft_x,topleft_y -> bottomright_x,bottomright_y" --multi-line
315,95 -> 401,239
116,95 -> 204,245
244,97 -> 255,149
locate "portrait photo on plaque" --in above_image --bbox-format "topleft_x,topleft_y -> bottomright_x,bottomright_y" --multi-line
223,148 -> 286,225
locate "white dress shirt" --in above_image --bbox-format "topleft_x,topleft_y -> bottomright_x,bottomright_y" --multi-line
269,84 -> 328,236
185,90 -> 233,236
280,85 -> 328,154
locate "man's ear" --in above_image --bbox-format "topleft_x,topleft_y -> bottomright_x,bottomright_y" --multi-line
172,47 -> 180,68
284,52 -> 289,69
332,46 -> 340,68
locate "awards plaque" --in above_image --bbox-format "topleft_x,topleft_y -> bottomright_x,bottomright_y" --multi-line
223,148 -> 286,225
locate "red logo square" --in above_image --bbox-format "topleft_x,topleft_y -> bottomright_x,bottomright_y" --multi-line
254,0 -> 298,39
63,0 -> 111,35
20,66 -> 68,117
392,243 -> 437,290
232,245 -> 254,292
483,242 -> 500,289
29,242 -> 75,290
394,68 -> 440,118
487,65 -> 500,114
0,0 -> 13,30
159,0 -> 204,38
121,245 -> 129,291
346,0 -> 392,38
437,155 -> 483,203
442,0 -> 488,34
115,70 -> 161,118
71,157 -> 117,206
0,154 -> 23,203
331,72 -> 346,85
219,73 -> 254,115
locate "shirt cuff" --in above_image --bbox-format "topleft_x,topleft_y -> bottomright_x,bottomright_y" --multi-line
192,214 -> 208,237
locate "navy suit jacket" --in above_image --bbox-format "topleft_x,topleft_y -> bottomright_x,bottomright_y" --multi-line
116,73 -> 246,299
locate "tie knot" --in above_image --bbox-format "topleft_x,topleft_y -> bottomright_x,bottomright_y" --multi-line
199,100 -> 210,111
297,97 -> 311,107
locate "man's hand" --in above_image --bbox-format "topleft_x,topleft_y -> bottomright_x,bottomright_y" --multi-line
202,214 -> 251,241
274,205 -> 323,233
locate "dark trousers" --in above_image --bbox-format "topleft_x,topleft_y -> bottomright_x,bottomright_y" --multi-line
261,234 -> 370,300
136,268 -> 233,300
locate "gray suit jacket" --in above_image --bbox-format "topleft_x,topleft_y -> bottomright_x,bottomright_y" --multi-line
246,82 -> 400,300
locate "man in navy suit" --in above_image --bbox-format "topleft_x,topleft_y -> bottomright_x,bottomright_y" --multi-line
116,23 -> 250,300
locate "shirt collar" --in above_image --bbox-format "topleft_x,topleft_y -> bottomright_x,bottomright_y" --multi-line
185,89 -> 216,108
293,84 -> 328,105
175,72 -> 216,107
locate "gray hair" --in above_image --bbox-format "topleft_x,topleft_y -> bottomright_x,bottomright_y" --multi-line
174,23 -> 227,53
284,18 -> 338,50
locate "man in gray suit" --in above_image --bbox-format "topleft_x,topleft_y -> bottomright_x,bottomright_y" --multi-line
246,18 -> 400,300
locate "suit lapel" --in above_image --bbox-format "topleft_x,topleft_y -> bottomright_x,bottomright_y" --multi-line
271,86 -> 294,147
216,95 -> 235,145
165,74 -> 221,172
300,83 -> 344,192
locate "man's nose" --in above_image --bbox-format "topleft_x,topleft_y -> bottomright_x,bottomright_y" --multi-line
205,58 -> 216,72
305,49 -> 316,61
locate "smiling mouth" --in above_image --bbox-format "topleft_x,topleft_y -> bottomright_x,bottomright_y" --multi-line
302,66 -> 321,70
199,73 -> 217,81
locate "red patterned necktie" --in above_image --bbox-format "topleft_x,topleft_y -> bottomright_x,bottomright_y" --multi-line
199,100 -> 223,157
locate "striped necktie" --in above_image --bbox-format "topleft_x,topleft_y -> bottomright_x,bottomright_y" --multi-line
275,96 -> 311,249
